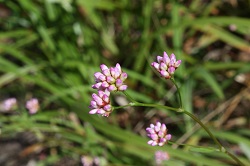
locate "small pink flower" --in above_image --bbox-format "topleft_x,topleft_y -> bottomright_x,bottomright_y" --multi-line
155,150 -> 170,165
151,52 -> 181,79
81,156 -> 100,166
92,63 -> 128,92
26,98 -> 39,114
89,90 -> 112,117
146,122 -> 171,146
1,98 -> 17,112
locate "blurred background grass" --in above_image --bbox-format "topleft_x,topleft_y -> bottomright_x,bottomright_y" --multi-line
0,0 -> 250,165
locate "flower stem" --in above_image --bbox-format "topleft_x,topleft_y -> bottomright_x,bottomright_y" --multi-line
183,110 -> 245,166
113,104 -> 131,110
129,102 -> 180,112
168,141 -> 219,151
183,110 -> 222,149
122,91 -> 137,103
226,151 -> 245,166
171,78 -> 183,108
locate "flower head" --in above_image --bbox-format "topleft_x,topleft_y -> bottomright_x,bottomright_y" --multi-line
1,98 -> 17,112
26,98 -> 39,114
151,52 -> 181,79
92,63 -> 128,92
89,90 -> 112,117
155,150 -> 170,165
81,155 -> 100,166
146,122 -> 171,146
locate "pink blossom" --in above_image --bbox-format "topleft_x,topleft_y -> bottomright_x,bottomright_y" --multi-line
146,122 -> 171,146
92,63 -> 128,92
81,156 -> 100,166
155,150 -> 170,165
1,98 -> 17,112
89,90 -> 112,117
26,98 -> 39,114
151,52 -> 181,79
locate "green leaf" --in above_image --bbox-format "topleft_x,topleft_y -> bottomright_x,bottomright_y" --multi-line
195,67 -> 224,99
189,147 -> 218,153
239,143 -> 250,160
37,26 -> 56,51
0,64 -> 44,87
194,25 -> 250,52
101,30 -> 119,55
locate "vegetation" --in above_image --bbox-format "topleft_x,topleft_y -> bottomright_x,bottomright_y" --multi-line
0,0 -> 250,165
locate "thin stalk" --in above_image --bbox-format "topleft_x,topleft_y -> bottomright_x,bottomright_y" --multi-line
122,91 -> 137,103
130,102 -> 180,112
226,151 -> 245,166
113,104 -> 131,110
183,110 -> 222,150
171,78 -> 183,108
113,101 -> 179,112
183,110 -> 245,166
168,141 -> 219,151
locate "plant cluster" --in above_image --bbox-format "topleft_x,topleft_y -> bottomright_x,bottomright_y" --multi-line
1,0 -> 250,165
88,52 -> 245,166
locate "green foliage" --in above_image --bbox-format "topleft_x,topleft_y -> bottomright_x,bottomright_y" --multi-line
0,0 -> 250,165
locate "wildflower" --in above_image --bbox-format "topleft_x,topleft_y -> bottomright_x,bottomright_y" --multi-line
229,24 -> 237,31
146,122 -> 171,146
81,156 -> 100,166
155,150 -> 170,165
1,98 -> 17,112
151,52 -> 181,79
26,98 -> 39,114
89,90 -> 112,117
92,63 -> 128,92
81,156 -> 93,166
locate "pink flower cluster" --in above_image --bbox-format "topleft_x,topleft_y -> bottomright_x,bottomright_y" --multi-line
151,52 -> 181,79
146,122 -> 171,146
81,155 -> 100,166
89,63 -> 127,117
2,98 -> 17,111
1,97 -> 39,114
89,52 -> 178,147
92,63 -> 128,91
26,98 -> 40,114
89,90 -> 112,117
155,150 -> 170,165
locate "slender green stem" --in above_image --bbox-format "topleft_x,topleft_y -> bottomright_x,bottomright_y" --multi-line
168,141 -> 219,151
129,102 -> 180,112
113,102 -> 180,112
122,91 -> 182,112
122,91 -> 137,103
171,78 -> 183,108
183,110 -> 245,166
113,104 -> 131,110
183,110 -> 222,150
226,151 -> 245,166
